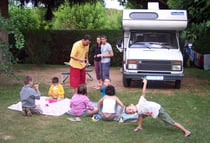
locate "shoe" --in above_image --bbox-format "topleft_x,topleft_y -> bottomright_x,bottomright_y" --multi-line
25,108 -> 32,117
22,107 -> 27,116
92,115 -> 100,122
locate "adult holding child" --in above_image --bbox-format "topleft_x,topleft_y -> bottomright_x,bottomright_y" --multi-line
69,34 -> 92,93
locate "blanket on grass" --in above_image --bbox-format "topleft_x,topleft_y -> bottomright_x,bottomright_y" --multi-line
8,97 -> 138,121
8,96 -> 70,116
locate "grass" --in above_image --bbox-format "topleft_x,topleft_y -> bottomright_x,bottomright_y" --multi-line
0,65 -> 209,143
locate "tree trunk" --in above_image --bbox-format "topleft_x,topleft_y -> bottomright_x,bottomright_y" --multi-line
0,0 -> 9,61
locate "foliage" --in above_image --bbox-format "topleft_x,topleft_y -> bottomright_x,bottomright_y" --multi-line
23,30 -> 51,64
104,9 -> 122,30
119,0 -> 168,9
167,0 -> 210,53
0,15 -> 24,74
52,1 -> 121,30
14,30 -> 122,65
9,2 -> 41,31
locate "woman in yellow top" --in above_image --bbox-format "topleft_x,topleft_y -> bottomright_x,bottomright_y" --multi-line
48,77 -> 64,101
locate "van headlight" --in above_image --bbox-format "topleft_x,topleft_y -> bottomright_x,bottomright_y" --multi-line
127,60 -> 137,69
172,61 -> 182,71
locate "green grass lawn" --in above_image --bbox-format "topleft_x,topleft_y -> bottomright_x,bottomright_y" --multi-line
0,65 -> 209,143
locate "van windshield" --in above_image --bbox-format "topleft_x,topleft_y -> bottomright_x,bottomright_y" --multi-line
129,31 -> 178,49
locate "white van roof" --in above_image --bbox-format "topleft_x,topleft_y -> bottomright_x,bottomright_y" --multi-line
122,4 -> 187,31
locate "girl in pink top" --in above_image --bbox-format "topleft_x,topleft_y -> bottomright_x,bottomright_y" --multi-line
70,84 -> 98,116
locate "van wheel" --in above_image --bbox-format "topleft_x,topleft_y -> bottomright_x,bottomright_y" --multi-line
123,76 -> 131,87
175,80 -> 181,89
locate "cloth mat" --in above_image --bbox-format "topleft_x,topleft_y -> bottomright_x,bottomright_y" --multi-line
8,96 -> 70,116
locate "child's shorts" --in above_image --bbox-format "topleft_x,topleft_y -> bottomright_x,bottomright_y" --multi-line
158,107 -> 175,125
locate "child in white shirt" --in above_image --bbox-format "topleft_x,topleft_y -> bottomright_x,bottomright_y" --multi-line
125,78 -> 191,137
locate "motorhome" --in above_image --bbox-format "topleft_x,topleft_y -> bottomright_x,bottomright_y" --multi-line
117,2 -> 188,88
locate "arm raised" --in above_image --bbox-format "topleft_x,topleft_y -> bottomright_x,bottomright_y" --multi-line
141,78 -> 147,97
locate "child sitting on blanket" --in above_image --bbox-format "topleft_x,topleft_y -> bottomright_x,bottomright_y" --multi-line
70,84 -> 98,117
94,85 -> 124,121
125,78 -> 191,137
20,76 -> 42,116
47,77 -> 64,102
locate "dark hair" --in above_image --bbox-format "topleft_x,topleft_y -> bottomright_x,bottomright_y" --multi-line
100,34 -> 107,39
96,36 -> 101,46
52,77 -> 59,83
83,34 -> 92,41
105,85 -> 115,96
24,76 -> 32,85
78,84 -> 87,95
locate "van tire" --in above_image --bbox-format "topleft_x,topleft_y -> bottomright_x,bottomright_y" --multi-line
175,80 -> 181,89
123,76 -> 131,87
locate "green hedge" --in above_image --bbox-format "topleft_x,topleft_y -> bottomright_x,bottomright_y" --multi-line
11,30 -> 123,66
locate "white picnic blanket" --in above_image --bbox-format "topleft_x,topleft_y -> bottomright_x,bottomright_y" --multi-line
8,96 -> 71,116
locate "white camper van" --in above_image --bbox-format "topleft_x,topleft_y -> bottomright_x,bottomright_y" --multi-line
117,3 -> 188,88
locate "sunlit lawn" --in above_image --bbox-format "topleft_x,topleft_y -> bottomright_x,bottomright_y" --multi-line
0,65 -> 209,143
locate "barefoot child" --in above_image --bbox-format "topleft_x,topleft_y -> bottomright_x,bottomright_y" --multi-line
95,78 -> 111,98
125,78 -> 191,137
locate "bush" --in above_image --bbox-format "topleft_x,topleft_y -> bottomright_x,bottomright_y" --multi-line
12,30 -> 123,66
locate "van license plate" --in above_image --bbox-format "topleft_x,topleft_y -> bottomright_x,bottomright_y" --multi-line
146,76 -> 163,80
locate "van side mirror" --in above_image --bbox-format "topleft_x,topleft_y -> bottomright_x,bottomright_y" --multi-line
116,38 -> 123,52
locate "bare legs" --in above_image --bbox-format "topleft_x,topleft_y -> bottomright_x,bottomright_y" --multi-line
173,122 -> 191,137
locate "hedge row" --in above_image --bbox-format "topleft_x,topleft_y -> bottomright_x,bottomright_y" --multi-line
10,30 -> 123,66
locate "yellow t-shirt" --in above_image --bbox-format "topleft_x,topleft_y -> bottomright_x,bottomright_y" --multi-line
69,40 -> 89,69
48,83 -> 64,99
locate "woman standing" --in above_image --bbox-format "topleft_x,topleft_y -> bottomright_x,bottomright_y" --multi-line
91,36 -> 102,86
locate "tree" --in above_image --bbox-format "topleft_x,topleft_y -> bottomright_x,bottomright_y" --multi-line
0,0 -> 9,67
18,0 -> 104,20
9,2 -> 41,31
118,0 -> 169,9
0,15 -> 24,74
52,1 -> 121,30
167,0 -> 210,42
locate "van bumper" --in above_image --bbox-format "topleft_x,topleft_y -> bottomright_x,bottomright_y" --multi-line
123,72 -> 184,80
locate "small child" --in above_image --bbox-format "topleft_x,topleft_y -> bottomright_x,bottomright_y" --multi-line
96,85 -> 124,121
125,78 -> 191,137
95,78 -> 111,98
70,84 -> 98,118
48,77 -> 64,101
20,76 -> 42,116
